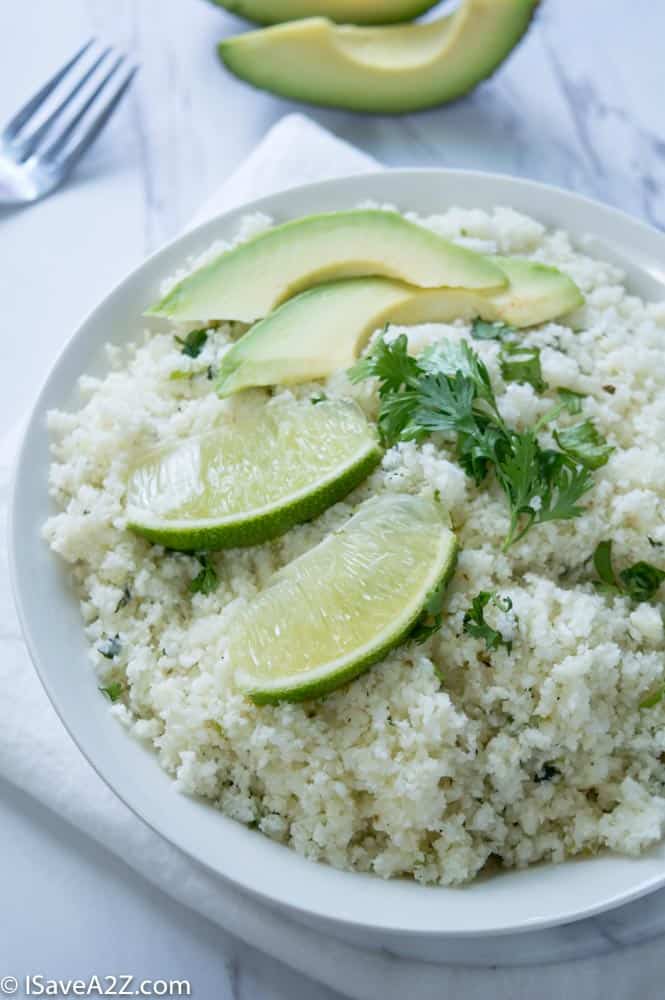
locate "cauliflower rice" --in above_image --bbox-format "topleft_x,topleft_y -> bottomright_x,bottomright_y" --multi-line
44,205 -> 665,885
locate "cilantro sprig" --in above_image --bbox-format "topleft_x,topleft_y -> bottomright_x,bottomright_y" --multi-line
594,543 -> 665,710
349,335 -> 609,548
463,592 -> 515,652
471,319 -> 516,342
500,343 -> 547,393
593,540 -> 665,603
410,574 -> 454,644
176,328 -> 208,358
97,634 -> 121,659
99,681 -> 125,703
555,419 -> 614,470
190,554 -> 219,596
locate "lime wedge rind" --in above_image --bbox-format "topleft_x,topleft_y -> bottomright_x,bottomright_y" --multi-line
231,494 -> 458,703
127,441 -> 381,551
126,398 -> 382,551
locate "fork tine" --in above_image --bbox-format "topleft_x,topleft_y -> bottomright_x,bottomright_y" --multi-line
15,47 -> 113,162
54,65 -> 138,177
42,55 -> 129,162
2,38 -> 95,141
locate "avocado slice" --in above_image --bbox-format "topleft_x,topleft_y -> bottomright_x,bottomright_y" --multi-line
218,0 -> 539,114
216,258 -> 583,396
211,0 -> 439,26
148,210 -> 506,323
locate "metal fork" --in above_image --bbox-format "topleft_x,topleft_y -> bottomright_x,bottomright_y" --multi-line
0,39 -> 138,206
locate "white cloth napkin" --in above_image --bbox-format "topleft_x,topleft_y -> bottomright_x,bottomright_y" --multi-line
2,112 -> 664,1000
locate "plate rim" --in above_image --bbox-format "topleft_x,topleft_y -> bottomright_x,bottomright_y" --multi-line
10,165 -> 665,940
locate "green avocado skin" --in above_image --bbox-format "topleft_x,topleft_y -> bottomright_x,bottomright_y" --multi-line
210,0 -> 439,26
218,0 -> 540,115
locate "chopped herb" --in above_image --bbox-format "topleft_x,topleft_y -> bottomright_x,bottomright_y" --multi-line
463,591 -> 514,653
98,635 -> 121,659
471,319 -> 516,341
593,540 -> 618,592
620,562 -> 665,603
420,337 -> 495,394
556,387 -> 585,415
554,419 -> 614,470
534,388 -> 585,429
310,392 -> 328,405
350,335 -> 596,548
534,763 -> 560,783
115,586 -> 132,613
206,365 -> 215,381
432,662 -> 446,683
500,343 -> 547,393
190,554 -> 219,596
592,540 -> 665,603
99,681 -> 124,703
648,537 -> 663,549
640,689 -> 665,710
349,329 -> 420,398
411,577 -> 452,644
602,384 -> 616,395
176,328 -> 208,358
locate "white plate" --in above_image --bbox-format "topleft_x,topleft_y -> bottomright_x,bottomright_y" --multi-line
10,169 -> 665,946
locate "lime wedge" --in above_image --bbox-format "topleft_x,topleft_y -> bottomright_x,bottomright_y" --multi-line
229,494 -> 458,703
126,398 -> 381,551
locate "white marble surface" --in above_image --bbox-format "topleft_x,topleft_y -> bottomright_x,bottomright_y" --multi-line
1,1 -> 665,997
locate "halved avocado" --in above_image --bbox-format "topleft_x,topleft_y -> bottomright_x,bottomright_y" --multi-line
216,258 -> 583,396
148,210 -> 506,323
218,0 -> 539,114
211,0 -> 439,26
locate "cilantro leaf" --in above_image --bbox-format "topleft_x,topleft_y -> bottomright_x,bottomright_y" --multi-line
592,540 -> 665,602
496,439 -> 593,547
592,540 -> 619,592
640,688 -> 665,710
98,635 -> 121,659
534,388 -> 586,432
533,455 -> 594,525
500,343 -> 547,393
348,332 -> 419,396
99,682 -> 124,703
463,591 -> 514,653
176,328 -> 208,358
350,336 -> 600,548
471,319 -> 516,341
377,389 -> 424,445
554,419 -> 613,470
534,763 -> 560,783
411,371 -> 478,438
190,555 -> 219,596
556,388 -> 585,415
422,338 -> 496,408
115,586 -> 132,613
410,573 -> 455,644
620,562 -> 665,603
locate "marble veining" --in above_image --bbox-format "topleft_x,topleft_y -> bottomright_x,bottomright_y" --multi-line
51,0 -> 665,253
